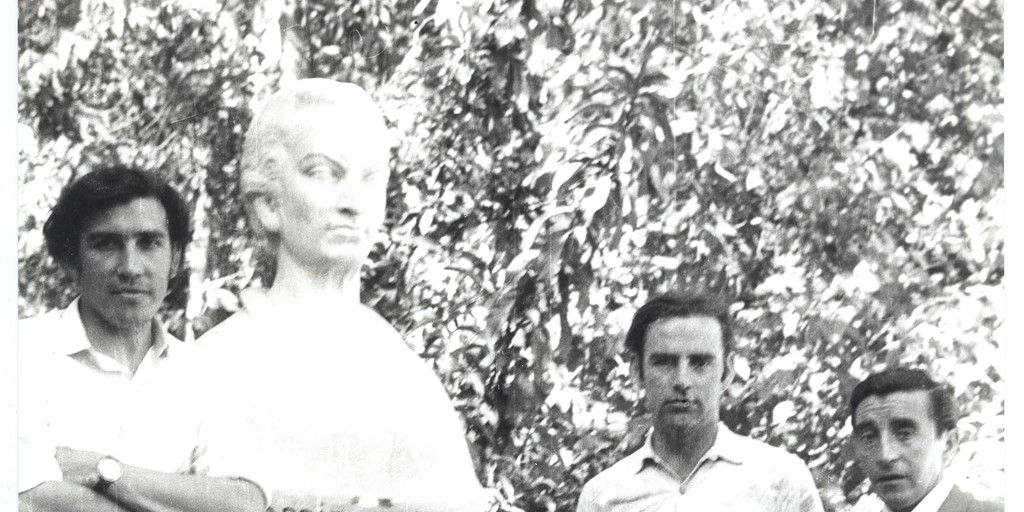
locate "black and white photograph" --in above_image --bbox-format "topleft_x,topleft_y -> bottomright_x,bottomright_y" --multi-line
11,0 -> 1007,511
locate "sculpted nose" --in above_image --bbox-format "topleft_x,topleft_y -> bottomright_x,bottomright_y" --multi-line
332,180 -> 359,214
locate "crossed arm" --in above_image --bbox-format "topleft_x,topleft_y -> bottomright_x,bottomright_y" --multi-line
19,447 -> 266,512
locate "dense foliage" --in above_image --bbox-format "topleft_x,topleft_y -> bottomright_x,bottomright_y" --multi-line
18,0 -> 1004,511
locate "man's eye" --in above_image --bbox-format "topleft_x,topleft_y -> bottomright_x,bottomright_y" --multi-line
139,237 -> 166,249
89,239 -> 116,250
690,356 -> 712,368
896,429 -> 915,441
857,431 -> 878,443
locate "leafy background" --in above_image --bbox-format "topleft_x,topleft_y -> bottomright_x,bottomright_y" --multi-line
17,0 -> 1004,510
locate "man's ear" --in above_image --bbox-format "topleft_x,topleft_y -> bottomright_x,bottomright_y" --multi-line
66,260 -> 81,283
169,245 -> 183,277
721,352 -> 736,387
629,355 -> 644,386
940,428 -> 959,468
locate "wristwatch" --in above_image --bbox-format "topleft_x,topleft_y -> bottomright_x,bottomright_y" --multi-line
93,457 -> 124,492
90,458 -> 175,512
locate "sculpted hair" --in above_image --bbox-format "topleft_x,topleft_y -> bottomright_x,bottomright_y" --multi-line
625,291 -> 734,365
849,368 -> 957,436
43,165 -> 192,268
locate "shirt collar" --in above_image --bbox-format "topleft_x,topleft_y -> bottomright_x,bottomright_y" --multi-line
634,422 -> 745,474
882,475 -> 954,512
56,297 -> 174,359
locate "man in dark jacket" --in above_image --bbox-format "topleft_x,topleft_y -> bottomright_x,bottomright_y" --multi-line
850,368 -> 1002,512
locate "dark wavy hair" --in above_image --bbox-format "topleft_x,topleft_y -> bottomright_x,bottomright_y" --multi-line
625,291 -> 734,377
850,368 -> 957,436
43,165 -> 192,268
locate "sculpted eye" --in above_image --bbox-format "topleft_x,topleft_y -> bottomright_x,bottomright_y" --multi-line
362,168 -> 382,182
304,166 -> 334,180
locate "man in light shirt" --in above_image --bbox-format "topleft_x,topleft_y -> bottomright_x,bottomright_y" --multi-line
849,368 -> 1003,512
18,166 -> 265,512
193,79 -> 493,512
576,292 -> 824,512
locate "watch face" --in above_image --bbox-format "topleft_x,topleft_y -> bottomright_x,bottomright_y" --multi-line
97,458 -> 123,483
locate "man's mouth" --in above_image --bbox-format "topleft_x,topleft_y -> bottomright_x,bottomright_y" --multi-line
876,474 -> 907,485
112,289 -> 148,297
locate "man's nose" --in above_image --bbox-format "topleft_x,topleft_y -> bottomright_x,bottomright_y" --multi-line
672,366 -> 694,391
116,244 -> 145,277
878,435 -> 899,464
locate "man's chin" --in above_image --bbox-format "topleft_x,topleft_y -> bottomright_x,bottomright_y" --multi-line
654,414 -> 712,433
106,311 -> 158,330
875,485 -> 923,512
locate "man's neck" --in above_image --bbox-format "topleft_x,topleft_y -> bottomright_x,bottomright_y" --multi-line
77,301 -> 154,375
651,422 -> 719,480
885,474 -> 954,512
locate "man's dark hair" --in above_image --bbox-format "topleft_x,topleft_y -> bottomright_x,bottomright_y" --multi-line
625,291 -> 734,374
43,166 -> 192,268
849,368 -> 957,436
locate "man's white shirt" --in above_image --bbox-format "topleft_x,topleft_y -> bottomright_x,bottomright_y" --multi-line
18,298 -> 204,492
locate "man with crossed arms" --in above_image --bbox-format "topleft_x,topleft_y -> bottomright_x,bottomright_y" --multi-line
18,166 -> 264,512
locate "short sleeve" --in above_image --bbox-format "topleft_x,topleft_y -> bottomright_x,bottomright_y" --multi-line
775,454 -> 824,512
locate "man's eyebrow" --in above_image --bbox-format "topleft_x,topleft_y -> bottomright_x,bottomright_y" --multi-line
889,418 -> 919,430
852,421 -> 878,432
647,352 -> 679,360
83,229 -> 168,239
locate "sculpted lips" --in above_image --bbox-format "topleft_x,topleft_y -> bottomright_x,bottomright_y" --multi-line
327,223 -> 358,232
325,223 -> 362,241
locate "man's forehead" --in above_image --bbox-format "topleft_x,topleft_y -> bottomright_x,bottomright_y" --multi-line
645,315 -> 724,354
82,198 -> 170,234
854,390 -> 931,425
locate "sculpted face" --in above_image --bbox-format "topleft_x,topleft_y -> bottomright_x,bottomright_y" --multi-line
74,197 -> 175,330
852,391 -> 955,512
263,104 -> 389,270
642,316 -> 727,438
